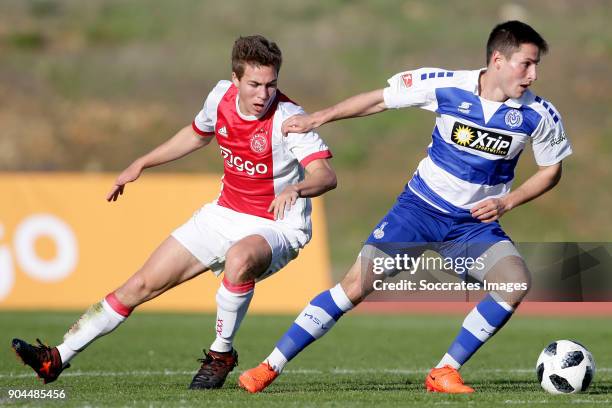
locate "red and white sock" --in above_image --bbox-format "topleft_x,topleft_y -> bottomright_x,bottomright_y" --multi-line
209,277 -> 254,353
57,292 -> 133,365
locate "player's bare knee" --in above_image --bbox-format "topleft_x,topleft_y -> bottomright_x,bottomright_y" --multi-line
225,237 -> 271,284
224,250 -> 257,284
507,259 -> 531,299
512,269 -> 531,304
488,256 -> 531,305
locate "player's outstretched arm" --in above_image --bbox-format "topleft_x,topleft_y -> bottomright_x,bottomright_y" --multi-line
281,89 -> 387,134
106,125 -> 212,202
267,159 -> 336,220
470,162 -> 563,223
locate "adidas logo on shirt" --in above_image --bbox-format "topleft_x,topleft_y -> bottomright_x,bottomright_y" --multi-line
218,126 -> 228,137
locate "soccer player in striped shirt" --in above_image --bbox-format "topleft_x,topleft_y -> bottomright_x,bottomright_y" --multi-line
239,21 -> 571,393
12,35 -> 336,390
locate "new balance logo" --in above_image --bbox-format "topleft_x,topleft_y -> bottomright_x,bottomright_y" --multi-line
218,126 -> 228,137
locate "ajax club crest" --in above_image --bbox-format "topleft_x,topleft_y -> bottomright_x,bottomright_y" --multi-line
250,129 -> 268,154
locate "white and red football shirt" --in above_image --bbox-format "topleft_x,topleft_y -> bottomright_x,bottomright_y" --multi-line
192,80 -> 332,236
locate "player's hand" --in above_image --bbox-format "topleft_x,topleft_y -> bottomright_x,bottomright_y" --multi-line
106,162 -> 144,202
470,198 -> 509,223
268,185 -> 300,220
281,114 -> 317,135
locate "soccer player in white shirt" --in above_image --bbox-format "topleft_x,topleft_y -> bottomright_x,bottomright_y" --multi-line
12,35 -> 337,390
239,21 -> 571,394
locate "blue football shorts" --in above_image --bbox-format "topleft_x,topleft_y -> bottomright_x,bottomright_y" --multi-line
364,187 -> 514,274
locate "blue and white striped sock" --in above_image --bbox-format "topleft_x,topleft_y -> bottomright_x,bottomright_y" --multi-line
265,284 -> 354,373
437,293 -> 514,369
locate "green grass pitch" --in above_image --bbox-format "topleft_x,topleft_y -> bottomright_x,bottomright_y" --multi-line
1,311 -> 610,407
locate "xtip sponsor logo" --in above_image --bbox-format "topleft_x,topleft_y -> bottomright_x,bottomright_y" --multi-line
451,122 -> 513,156
219,146 -> 268,175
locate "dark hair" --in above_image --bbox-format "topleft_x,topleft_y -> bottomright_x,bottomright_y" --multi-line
231,35 -> 282,79
486,21 -> 548,65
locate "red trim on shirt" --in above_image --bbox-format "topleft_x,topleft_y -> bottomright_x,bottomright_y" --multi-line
191,121 -> 215,138
105,292 -> 133,317
300,150 -> 333,168
222,277 -> 255,294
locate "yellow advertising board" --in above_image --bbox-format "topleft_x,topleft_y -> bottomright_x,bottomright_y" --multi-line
0,173 -> 331,313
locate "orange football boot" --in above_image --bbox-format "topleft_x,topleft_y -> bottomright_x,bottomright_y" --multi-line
238,362 -> 279,393
425,365 -> 475,393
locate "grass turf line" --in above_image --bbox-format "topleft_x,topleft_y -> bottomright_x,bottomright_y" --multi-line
1,311 -> 610,407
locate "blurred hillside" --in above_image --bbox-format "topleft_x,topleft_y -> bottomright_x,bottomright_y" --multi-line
1,0 -> 611,274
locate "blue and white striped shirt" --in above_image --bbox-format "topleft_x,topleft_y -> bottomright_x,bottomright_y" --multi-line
383,68 -> 572,213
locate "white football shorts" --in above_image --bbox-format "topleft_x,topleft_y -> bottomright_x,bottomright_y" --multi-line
171,202 -> 310,281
